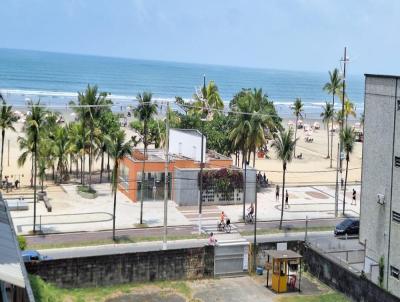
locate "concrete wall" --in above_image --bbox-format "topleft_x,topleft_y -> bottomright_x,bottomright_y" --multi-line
361,75 -> 400,295
304,245 -> 400,302
26,247 -> 214,288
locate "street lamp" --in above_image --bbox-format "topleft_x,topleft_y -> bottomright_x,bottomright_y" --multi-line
198,74 -> 207,234
243,161 -> 248,220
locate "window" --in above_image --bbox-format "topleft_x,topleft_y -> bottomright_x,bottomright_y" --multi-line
119,165 -> 129,190
391,266 -> 400,279
393,211 -> 400,223
395,156 -> 400,167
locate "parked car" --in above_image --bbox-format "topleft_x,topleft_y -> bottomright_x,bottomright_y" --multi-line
21,250 -> 51,262
334,218 -> 359,236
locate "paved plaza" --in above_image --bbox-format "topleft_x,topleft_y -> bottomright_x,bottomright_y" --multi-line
9,183 -> 360,235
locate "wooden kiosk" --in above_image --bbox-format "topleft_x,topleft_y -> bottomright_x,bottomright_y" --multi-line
265,250 -> 302,293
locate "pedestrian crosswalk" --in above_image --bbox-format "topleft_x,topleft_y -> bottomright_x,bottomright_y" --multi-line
178,206 -> 239,235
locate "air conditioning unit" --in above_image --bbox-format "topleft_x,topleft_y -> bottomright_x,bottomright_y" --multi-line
377,194 -> 385,205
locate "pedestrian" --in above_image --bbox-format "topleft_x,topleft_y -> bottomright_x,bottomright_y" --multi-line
285,190 -> 289,208
263,173 -> 267,184
15,179 -> 19,189
341,178 -> 344,189
208,232 -> 217,246
275,185 -> 280,202
352,189 -> 357,205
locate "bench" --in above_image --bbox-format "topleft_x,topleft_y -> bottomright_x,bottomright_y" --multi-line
43,196 -> 52,212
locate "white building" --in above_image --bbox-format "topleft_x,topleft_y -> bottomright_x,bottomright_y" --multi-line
360,74 -> 400,296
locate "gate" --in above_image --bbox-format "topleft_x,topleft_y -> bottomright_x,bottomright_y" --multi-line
214,239 -> 249,277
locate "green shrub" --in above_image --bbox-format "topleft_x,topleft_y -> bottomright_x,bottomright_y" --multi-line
17,235 -> 27,251
29,275 -> 61,302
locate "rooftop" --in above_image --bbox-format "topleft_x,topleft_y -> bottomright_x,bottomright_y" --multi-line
129,148 -> 231,162
266,249 -> 303,260
0,196 -> 29,288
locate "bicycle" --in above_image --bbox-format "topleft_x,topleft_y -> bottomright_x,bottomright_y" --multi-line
245,213 -> 254,224
217,219 -> 231,233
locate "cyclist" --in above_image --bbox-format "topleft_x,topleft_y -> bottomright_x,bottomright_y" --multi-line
220,211 -> 226,225
247,203 -> 254,216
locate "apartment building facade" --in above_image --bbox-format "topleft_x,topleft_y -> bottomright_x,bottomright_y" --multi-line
360,74 -> 400,296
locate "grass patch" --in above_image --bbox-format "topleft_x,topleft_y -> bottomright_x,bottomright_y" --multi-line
277,292 -> 350,302
29,275 -> 194,302
77,185 -> 97,194
27,234 -> 207,250
240,226 -> 333,237
133,223 -> 149,228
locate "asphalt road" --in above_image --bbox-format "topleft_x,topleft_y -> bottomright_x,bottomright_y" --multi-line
25,217 -> 345,246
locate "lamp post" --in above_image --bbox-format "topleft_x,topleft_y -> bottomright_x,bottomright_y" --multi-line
243,161 -> 248,220
163,102 -> 170,250
253,170 -> 258,272
198,74 -> 206,234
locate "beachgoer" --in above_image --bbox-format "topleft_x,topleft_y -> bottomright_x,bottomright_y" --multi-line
352,189 -> 357,205
15,179 -> 19,189
341,178 -> 344,189
263,173 -> 267,183
208,232 -> 217,246
276,185 -> 280,202
285,190 -> 289,208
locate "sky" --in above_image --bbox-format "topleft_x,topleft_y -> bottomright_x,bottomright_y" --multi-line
0,0 -> 399,75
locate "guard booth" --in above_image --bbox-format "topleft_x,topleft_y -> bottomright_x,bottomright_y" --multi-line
265,250 -> 302,293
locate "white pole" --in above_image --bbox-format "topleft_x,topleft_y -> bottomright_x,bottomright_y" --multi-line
163,102 -> 170,250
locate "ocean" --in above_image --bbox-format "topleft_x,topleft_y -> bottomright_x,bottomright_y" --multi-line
0,48 -> 364,118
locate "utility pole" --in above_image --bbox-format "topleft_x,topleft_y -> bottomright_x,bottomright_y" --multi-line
339,47 -> 348,184
243,161 -> 247,220
334,143 -> 340,217
253,173 -> 258,272
163,101 -> 170,250
198,74 -> 206,234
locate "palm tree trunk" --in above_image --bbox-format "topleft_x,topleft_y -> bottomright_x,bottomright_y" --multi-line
113,163 -> 118,241
0,129 -> 5,182
343,154 -> 349,216
31,156 -> 34,187
81,155 -> 84,185
100,150 -> 104,183
327,123 -> 330,158
107,153 -> 110,181
33,140 -> 37,233
294,116 -> 298,157
75,159 -> 79,178
69,155 -> 73,174
279,165 -> 286,230
89,128 -> 93,189
330,94 -> 335,168
140,121 -> 147,225
253,148 -> 256,168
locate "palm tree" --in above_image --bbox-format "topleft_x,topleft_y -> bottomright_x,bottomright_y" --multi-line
53,126 -> 70,183
68,122 -> 90,184
272,129 -> 297,229
292,98 -> 303,157
0,101 -> 17,181
17,134 -> 34,185
25,101 -> 47,233
134,92 -> 158,224
191,80 -> 224,118
343,98 -> 356,126
323,68 -> 343,167
340,126 -> 355,216
109,130 -> 133,241
71,85 -> 111,189
320,102 -> 334,159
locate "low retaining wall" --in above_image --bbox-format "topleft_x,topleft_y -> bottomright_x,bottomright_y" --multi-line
303,245 -> 400,302
26,246 -> 214,288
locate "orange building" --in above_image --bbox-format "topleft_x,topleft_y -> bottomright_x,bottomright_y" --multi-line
118,148 -> 232,202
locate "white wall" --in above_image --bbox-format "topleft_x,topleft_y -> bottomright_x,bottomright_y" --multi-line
169,129 -> 206,162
